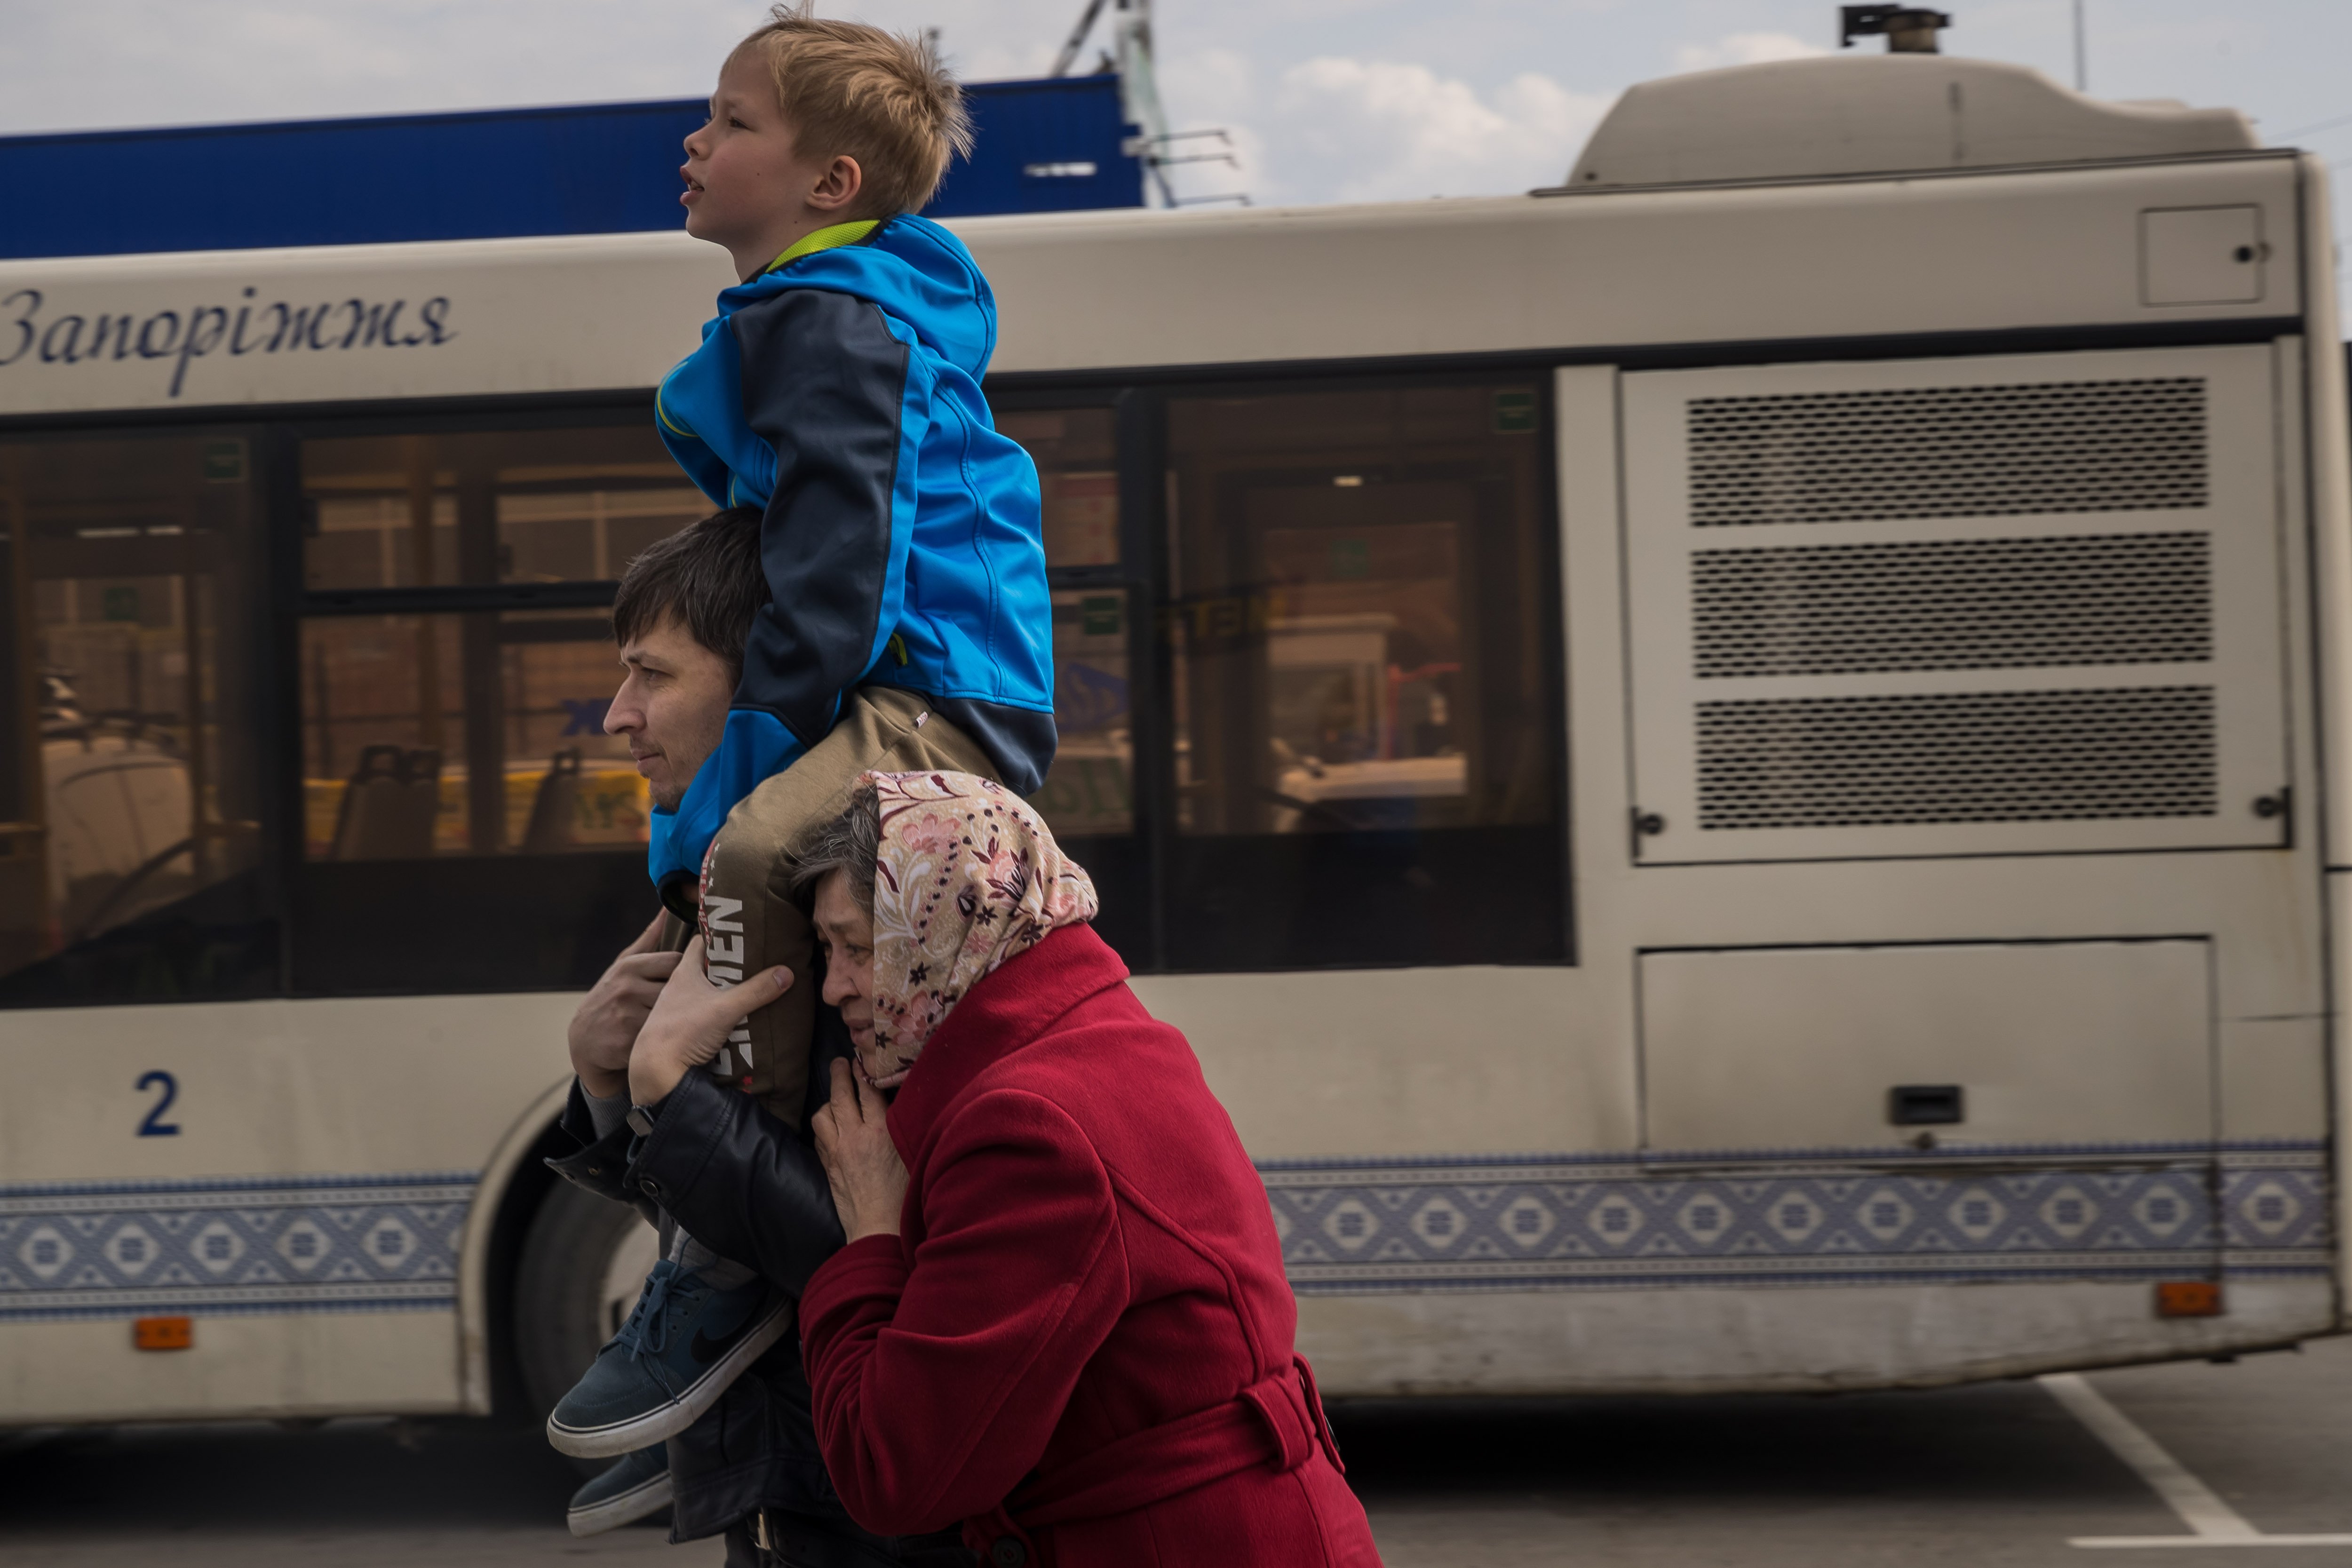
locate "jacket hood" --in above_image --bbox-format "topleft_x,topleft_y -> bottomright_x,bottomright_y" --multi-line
715,214 -> 998,382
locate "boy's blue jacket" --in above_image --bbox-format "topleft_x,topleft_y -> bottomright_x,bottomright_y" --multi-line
648,215 -> 1056,890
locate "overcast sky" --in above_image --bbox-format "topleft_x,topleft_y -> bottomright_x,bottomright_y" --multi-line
3,1 -> 2350,209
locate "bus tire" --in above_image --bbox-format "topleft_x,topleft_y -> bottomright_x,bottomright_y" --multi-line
512,1179 -> 661,1472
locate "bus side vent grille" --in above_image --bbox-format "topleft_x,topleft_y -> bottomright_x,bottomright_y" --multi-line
1692,533 -> 2212,677
1687,378 -> 2208,526
1695,686 -> 2217,828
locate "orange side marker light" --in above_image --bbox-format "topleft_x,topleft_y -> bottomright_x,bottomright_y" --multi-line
134,1315 -> 194,1350
2154,1281 -> 2224,1318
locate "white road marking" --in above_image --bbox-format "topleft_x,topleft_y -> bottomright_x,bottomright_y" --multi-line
2044,1372 -> 2352,1549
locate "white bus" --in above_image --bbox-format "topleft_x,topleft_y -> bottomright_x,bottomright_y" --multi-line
3,48 -> 2344,1430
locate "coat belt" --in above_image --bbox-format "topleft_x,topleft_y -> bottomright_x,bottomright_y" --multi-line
962,1355 -> 1343,1559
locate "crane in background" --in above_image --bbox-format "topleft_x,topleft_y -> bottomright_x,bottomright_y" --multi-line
1049,0 -> 1246,206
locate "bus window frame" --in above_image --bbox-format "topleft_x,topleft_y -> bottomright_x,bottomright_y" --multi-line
0,363 -> 1574,1002
998,366 -> 1575,973
0,416 -> 294,1008
278,397 -> 690,996
990,383 -> 1168,969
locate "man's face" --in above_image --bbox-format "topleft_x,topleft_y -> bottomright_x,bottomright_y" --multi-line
605,614 -> 733,812
680,50 -> 836,266
814,871 -> 878,1065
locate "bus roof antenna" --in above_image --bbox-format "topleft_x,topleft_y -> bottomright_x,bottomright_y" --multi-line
1840,6 -> 1953,53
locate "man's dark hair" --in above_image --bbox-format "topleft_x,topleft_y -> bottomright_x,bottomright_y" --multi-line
611,506 -> 764,682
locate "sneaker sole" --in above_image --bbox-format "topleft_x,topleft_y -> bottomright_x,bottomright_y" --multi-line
566,1465 -> 673,1537
546,1297 -> 794,1458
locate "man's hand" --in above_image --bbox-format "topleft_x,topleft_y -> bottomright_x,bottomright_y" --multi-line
811,1059 -> 907,1244
628,934 -> 795,1107
568,914 -> 683,1100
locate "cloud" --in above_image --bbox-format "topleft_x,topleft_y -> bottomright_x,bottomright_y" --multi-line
1259,56 -> 1613,205
1673,32 -> 1831,74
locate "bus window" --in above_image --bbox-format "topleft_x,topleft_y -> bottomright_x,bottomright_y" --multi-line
1001,407 -> 1121,570
301,429 -> 704,591
999,407 -> 1133,841
1162,382 -> 1565,969
294,421 -> 706,867
292,416 -> 670,991
298,612 -> 644,859
0,432 -> 273,1003
1038,589 -> 1134,837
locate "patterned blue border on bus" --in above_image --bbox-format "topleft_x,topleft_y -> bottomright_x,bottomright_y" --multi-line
0,1172 -> 473,1322
4,1143 -> 2329,1314
1258,1141 -> 2329,1295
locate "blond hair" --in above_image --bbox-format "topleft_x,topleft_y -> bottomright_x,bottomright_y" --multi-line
734,7 -> 974,217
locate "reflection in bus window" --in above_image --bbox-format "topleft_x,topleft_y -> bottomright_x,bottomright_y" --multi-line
1033,590 -> 1133,837
998,407 -> 1134,842
1166,382 -> 1554,837
299,613 -> 645,859
302,428 -> 705,591
0,434 -> 269,997
1001,406 -> 1120,569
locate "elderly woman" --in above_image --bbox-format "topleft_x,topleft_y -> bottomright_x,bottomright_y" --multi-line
632,771 -> 1380,1568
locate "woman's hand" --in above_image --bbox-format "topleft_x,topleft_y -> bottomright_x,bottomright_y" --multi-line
811,1058 -> 907,1243
627,934 -> 794,1108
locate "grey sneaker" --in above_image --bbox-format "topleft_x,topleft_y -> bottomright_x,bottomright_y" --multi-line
546,1259 -> 792,1458
566,1443 -> 671,1536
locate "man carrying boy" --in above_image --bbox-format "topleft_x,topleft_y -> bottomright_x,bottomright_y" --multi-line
541,6 -> 1054,1556
554,511 -> 981,1563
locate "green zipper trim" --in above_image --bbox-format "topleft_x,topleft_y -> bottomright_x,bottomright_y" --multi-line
763,218 -> 882,276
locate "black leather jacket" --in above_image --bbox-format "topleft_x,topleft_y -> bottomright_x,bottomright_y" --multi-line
546,1025 -> 851,1544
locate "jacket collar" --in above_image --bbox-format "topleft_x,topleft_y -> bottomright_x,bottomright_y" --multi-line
886,924 -> 1130,1162
760,217 -> 882,276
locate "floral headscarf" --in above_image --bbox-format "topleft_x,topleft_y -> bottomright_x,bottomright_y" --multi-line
861,770 -> 1099,1087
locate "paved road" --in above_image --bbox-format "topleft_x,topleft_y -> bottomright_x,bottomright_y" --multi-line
6,1337 -> 2350,1566
1347,1338 -> 2352,1566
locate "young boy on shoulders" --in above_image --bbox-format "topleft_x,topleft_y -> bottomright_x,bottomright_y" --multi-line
543,3 -> 1056,1498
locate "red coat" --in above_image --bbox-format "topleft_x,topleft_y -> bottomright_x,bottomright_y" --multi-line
800,924 -> 1383,1568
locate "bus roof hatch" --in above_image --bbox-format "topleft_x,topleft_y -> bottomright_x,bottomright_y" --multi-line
1560,53 -> 2257,193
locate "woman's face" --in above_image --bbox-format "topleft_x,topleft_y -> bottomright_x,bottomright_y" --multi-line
814,869 -> 879,1066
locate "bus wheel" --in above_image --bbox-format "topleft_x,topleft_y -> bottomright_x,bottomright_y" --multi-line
512,1178 -> 660,1472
